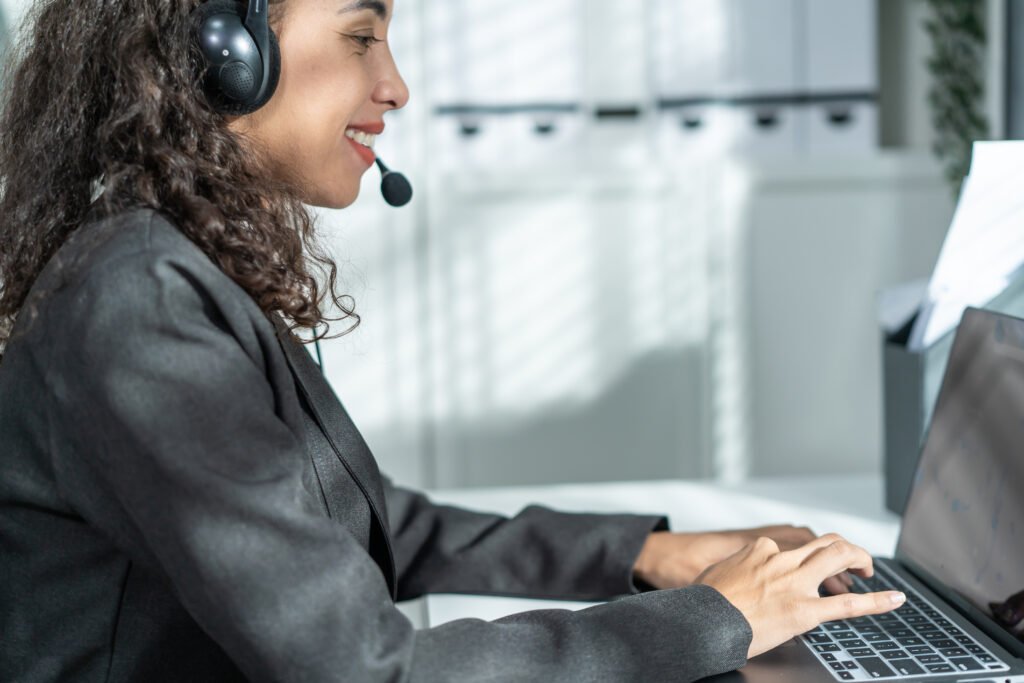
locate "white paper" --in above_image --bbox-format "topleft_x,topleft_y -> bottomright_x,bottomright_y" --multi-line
908,141 -> 1024,351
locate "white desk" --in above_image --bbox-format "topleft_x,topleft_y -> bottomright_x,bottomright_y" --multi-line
410,474 -> 900,627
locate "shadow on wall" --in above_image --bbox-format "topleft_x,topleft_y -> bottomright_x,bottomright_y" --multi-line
433,345 -> 710,488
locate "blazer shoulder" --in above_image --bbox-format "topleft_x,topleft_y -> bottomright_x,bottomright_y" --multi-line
39,206 -> 222,289
23,206 -> 272,349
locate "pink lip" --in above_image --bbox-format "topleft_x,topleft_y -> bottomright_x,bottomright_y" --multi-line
345,135 -> 376,166
347,121 -> 385,134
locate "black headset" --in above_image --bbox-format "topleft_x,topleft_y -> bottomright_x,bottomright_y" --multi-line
190,0 -> 413,206
190,0 -> 280,116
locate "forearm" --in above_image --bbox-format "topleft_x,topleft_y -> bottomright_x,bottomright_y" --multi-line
383,477 -> 670,601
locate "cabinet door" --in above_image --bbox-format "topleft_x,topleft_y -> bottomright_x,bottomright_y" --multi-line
424,0 -> 584,105
650,0 -> 729,99
804,0 -> 877,92
723,0 -> 798,97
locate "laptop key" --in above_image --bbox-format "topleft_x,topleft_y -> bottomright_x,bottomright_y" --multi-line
880,650 -> 910,660
895,637 -> 924,646
906,645 -> 933,655
890,628 -> 915,638
838,639 -> 866,649
814,644 -> 840,652
829,661 -> 846,671
966,644 -> 984,654
931,638 -> 958,648
926,663 -> 954,673
822,653 -> 837,662
843,662 -> 857,670
873,642 -> 899,651
889,659 -> 925,676
949,657 -> 984,672
918,654 -> 942,664
848,648 -> 874,657
838,673 -> 853,681
824,623 -> 848,631
807,633 -> 832,644
978,654 -> 996,663
856,656 -> 896,678
940,647 -> 968,657
864,633 -> 891,642
946,626 -> 963,635
857,625 -> 882,634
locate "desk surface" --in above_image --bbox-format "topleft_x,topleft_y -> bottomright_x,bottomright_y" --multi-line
418,474 -> 901,627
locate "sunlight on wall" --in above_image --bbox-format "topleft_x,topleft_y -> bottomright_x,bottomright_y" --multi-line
426,0 -> 583,104
651,0 -> 728,98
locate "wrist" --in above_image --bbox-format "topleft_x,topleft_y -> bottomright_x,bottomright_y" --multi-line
632,530 -> 671,584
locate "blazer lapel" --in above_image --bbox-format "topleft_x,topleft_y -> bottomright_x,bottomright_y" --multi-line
271,316 -> 397,600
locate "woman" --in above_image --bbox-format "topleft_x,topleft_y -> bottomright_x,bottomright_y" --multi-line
0,1 -> 906,681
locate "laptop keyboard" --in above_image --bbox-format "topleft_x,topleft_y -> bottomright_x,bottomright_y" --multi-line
802,562 -> 1011,680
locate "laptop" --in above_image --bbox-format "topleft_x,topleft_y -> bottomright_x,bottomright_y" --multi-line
707,307 -> 1024,682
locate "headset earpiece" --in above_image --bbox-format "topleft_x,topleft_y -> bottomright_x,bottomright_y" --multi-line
190,0 -> 280,116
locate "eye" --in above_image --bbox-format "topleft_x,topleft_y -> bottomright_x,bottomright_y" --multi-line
345,34 -> 384,52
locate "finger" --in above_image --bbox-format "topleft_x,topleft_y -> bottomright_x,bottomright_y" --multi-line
821,575 -> 849,595
817,590 -> 906,624
748,535 -> 782,558
801,539 -> 874,581
780,532 -> 846,565
777,526 -> 817,551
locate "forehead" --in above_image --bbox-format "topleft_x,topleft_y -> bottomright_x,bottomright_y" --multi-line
334,0 -> 390,21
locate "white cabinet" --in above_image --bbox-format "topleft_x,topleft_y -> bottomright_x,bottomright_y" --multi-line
804,0 -> 878,93
803,100 -> 879,155
430,110 -> 586,171
650,0 -> 730,99
722,0 -> 799,97
423,0 -> 584,106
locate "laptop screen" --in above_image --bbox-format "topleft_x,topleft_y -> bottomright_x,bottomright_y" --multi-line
897,307 -> 1024,650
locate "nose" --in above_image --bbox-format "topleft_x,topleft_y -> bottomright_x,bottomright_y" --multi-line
374,46 -> 410,112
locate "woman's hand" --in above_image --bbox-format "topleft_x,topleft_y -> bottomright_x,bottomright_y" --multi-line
632,525 -> 855,595
693,533 -> 906,659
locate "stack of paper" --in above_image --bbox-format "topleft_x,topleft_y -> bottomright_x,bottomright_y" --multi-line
908,141 -> 1024,351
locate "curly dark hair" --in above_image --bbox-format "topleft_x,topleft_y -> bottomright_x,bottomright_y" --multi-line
0,0 -> 359,359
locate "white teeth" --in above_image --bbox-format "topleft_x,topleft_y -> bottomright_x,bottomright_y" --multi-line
345,128 -> 376,149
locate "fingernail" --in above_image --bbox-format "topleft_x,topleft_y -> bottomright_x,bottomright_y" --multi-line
890,592 -> 906,605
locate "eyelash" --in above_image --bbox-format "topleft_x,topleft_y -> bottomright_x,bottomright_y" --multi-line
347,35 -> 383,51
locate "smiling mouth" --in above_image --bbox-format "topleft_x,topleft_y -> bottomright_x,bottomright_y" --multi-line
344,128 -> 377,150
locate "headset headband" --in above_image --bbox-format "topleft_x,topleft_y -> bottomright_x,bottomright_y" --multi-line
242,0 -> 272,108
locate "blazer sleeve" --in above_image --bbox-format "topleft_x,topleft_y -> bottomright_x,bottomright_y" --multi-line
42,239 -> 753,683
381,475 -> 670,602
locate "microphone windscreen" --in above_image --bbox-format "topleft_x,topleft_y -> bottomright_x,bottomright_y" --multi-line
381,171 -> 413,207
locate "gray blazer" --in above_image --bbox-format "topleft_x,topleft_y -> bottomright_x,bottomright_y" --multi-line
0,207 -> 752,682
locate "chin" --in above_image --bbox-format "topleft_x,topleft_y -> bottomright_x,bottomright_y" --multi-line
309,186 -> 360,210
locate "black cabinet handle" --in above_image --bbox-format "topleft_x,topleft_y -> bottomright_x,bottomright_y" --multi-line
534,121 -> 556,136
827,108 -> 854,126
681,116 -> 703,130
459,122 -> 481,137
754,110 -> 779,129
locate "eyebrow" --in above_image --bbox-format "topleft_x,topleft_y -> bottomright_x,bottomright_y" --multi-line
338,0 -> 387,20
